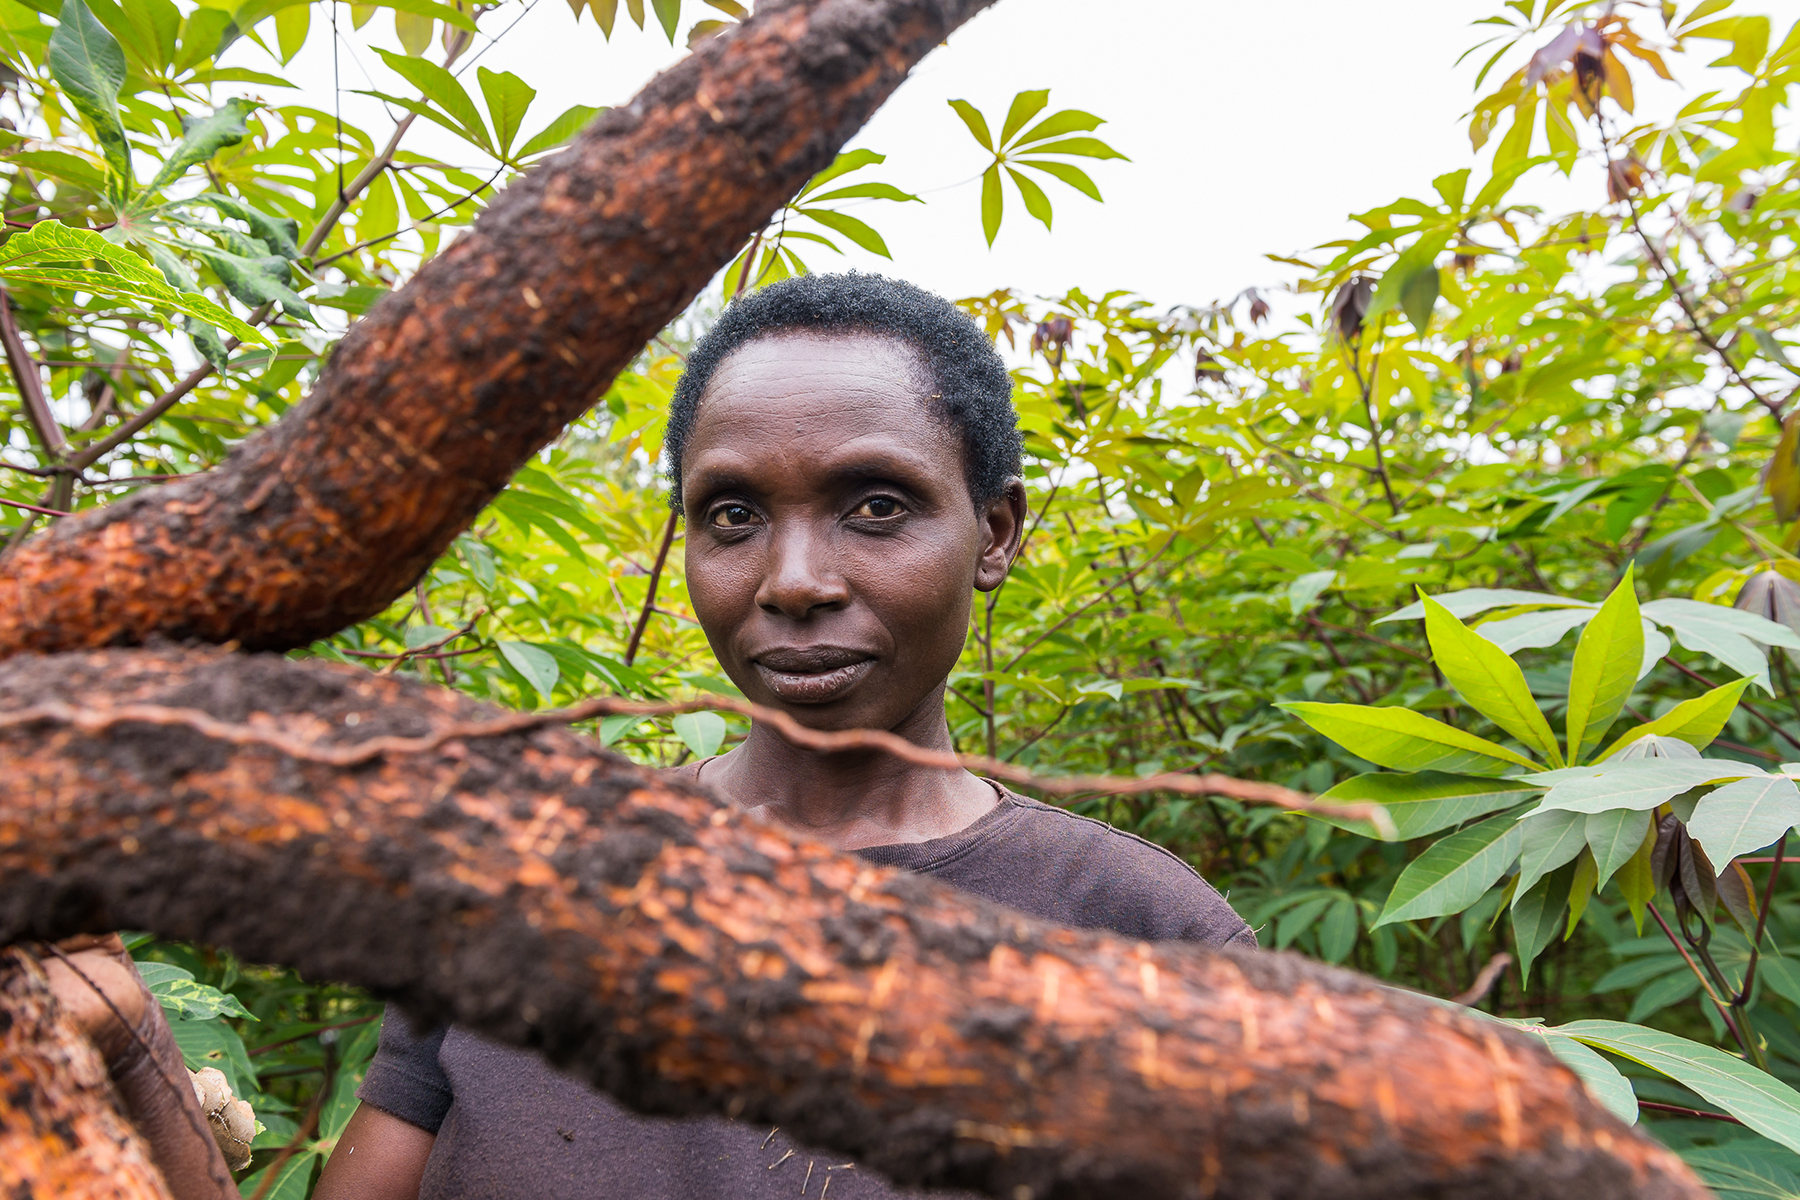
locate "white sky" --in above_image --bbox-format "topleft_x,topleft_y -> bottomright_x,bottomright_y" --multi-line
264,0 -> 1800,313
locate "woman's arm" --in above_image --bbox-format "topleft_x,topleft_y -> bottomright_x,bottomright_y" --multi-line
314,1103 -> 435,1200
43,936 -> 238,1200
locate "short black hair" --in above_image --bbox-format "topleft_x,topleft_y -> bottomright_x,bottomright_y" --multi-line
663,272 -> 1021,514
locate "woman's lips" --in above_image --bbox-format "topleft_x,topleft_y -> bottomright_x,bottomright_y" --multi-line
751,655 -> 875,704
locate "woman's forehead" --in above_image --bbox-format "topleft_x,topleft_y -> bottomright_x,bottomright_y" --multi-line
692,331 -> 944,436
683,332 -> 962,486
704,329 -> 925,399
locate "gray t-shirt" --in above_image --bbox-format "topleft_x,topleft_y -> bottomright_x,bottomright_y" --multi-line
358,785 -> 1254,1200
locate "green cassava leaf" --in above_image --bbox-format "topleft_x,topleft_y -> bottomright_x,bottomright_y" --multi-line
1586,808 -> 1652,888
1512,860 -> 1576,984
1309,771 -> 1541,841
948,98 -> 993,151
1686,774 -> 1800,865
477,66 -> 536,159
374,47 -> 490,152
1422,594 -> 1562,766
498,641 -> 560,701
1530,760 -> 1761,815
1597,678 -> 1751,760
143,98 -> 255,196
1279,701 -> 1539,775
997,88 -> 1049,146
1014,108 -> 1105,146
796,207 -> 891,257
515,104 -> 602,159
1514,809 -> 1587,899
1015,158 -> 1102,201
47,0 -> 130,187
1562,1020 -> 1800,1152
980,164 -> 1003,246
1373,806 -> 1531,926
1,220 -> 264,341
1006,166 -> 1053,230
672,710 -> 726,759
1566,567 -> 1644,765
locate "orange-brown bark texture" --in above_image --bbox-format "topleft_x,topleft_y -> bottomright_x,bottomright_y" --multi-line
0,947 -> 173,1200
0,649 -> 1709,1200
0,0 -> 995,658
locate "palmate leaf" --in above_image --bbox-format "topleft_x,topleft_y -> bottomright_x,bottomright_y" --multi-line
1373,805 -> 1531,926
1280,701 -> 1537,776
0,220 -> 263,341
1308,771 -> 1540,841
1422,594 -> 1562,766
1561,1020 -> 1800,1153
1566,567 -> 1644,764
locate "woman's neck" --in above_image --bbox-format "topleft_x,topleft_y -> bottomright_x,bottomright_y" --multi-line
701,688 -> 998,852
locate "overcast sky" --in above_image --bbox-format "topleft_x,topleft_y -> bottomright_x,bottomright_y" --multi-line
273,0 -> 1800,314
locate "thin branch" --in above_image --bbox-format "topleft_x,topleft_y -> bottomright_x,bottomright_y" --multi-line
1450,953 -> 1511,1007
0,286 -> 65,460
1637,1102 -> 1743,1125
1342,339 -> 1399,515
0,496 -> 71,518
624,511 -> 679,667
0,692 -> 1390,829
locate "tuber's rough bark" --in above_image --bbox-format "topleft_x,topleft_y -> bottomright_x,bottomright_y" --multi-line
0,947 -> 173,1200
0,0 -> 994,659
0,648 -> 1709,1200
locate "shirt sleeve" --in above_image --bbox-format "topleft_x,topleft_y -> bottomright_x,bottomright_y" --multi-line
356,1003 -> 454,1134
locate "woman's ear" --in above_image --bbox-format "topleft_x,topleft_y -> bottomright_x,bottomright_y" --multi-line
974,478 -> 1028,592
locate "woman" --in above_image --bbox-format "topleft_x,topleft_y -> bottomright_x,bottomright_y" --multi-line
56,273 -> 1254,1200
322,274 -> 1254,1200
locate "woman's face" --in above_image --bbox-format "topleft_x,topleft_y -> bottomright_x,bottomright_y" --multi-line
681,331 -> 1023,733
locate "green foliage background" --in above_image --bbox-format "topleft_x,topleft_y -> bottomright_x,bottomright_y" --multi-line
15,0 -> 1800,1194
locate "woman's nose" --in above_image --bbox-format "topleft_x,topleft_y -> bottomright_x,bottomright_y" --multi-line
755,522 -> 848,618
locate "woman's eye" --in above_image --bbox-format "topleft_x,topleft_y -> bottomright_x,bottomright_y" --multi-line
709,504 -> 757,528
852,496 -> 903,519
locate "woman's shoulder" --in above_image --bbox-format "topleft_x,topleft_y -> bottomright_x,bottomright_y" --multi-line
941,790 -> 1258,949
